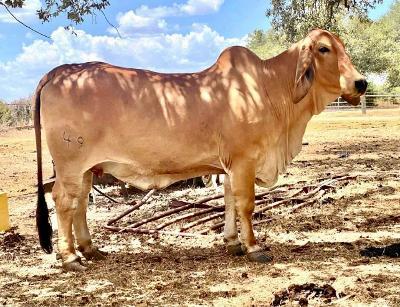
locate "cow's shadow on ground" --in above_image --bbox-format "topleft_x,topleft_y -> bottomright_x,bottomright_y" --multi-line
83,237 -> 400,274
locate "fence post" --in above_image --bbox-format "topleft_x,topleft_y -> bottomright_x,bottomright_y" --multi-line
0,192 -> 10,231
361,95 -> 366,115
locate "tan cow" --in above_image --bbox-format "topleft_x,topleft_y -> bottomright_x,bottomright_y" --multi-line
34,29 -> 367,271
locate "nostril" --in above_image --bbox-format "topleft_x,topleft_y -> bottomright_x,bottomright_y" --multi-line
355,79 -> 368,93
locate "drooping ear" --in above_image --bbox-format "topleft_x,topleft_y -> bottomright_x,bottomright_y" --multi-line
293,39 -> 315,104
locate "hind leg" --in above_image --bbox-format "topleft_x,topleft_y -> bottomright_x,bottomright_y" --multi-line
52,177 -> 86,271
73,171 -> 107,261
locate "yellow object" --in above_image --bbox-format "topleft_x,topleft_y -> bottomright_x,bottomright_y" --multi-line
0,192 -> 10,231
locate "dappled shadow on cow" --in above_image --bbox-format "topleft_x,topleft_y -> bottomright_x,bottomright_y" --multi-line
33,28 -> 367,271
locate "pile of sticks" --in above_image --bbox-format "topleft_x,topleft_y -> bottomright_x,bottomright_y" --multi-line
104,174 -> 356,237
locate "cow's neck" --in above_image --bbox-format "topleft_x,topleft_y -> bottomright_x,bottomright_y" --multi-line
260,48 -> 314,163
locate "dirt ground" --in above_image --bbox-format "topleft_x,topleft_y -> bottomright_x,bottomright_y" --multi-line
0,109 -> 399,306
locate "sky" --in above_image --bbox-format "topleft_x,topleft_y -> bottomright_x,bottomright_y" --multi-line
0,0 -> 395,102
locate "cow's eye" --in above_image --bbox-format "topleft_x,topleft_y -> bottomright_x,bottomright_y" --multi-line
319,46 -> 330,53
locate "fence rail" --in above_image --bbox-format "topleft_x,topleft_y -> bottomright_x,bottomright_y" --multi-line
327,94 -> 400,111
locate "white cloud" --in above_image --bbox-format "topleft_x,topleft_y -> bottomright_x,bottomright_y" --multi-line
112,0 -> 225,36
115,10 -> 168,35
181,0 -> 225,15
136,0 -> 224,17
135,4 -> 179,19
0,25 -> 244,101
0,0 -> 41,23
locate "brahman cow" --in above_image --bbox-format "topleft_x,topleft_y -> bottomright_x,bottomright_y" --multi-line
34,29 -> 367,271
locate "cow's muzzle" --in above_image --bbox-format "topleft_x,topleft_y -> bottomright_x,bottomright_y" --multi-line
341,78 -> 368,106
355,79 -> 368,94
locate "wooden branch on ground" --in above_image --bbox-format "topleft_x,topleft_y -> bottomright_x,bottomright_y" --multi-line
104,225 -> 205,237
208,190 -> 304,232
253,177 -> 333,215
195,193 -> 225,203
105,174 -> 356,234
105,178 -> 299,227
254,186 -> 288,199
169,199 -> 220,209
209,175 -> 356,231
121,203 -> 195,230
252,190 -> 326,227
180,212 -> 224,232
254,188 -> 304,207
107,189 -> 156,225
207,221 -> 225,233
156,204 -> 224,230
121,197 -> 225,230
317,173 -> 355,182
119,192 -> 227,230
92,185 -> 121,204
286,190 -> 326,213
255,176 -> 344,215
111,190 -> 224,229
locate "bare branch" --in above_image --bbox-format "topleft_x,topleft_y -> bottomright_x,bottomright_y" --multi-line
0,1 -> 50,39
92,185 -> 120,204
99,9 -> 121,38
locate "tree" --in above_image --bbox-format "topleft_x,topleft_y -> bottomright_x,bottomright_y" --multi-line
339,17 -> 388,75
266,0 -> 383,42
341,1 -> 400,89
246,29 -> 287,59
0,100 -> 12,126
379,0 -> 400,89
0,0 -> 110,30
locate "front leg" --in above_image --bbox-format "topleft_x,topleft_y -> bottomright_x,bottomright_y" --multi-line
223,174 -> 245,256
229,160 -> 273,263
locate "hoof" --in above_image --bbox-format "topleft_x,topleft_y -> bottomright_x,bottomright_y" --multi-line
227,243 -> 246,256
82,247 -> 108,261
62,257 -> 87,272
247,250 -> 273,263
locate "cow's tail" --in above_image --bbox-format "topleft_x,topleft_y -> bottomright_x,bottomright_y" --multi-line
34,74 -> 53,254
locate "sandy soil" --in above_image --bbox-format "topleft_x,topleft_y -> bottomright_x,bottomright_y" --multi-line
0,109 -> 399,306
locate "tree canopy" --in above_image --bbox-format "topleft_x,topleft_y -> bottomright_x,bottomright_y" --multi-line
246,29 -> 288,59
266,0 -> 383,42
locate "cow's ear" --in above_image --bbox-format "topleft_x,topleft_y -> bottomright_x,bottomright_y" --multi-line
293,41 -> 315,104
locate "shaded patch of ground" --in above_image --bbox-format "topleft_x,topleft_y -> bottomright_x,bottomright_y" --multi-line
361,243 -> 400,258
271,283 -> 344,306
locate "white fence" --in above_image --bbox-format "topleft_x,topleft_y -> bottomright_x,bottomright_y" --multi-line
327,94 -> 400,113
